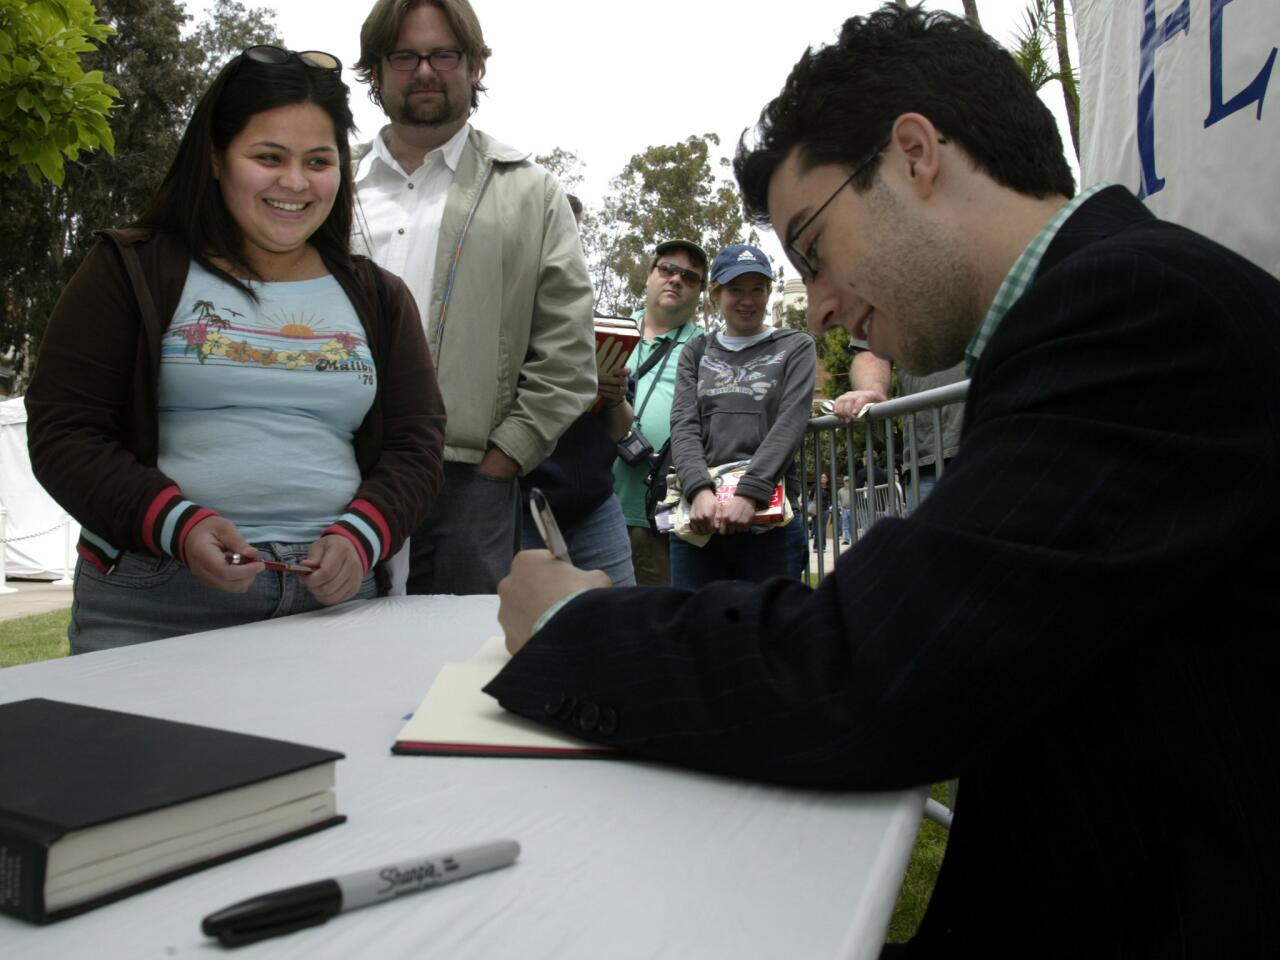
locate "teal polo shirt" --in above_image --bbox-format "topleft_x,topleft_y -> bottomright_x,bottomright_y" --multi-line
613,312 -> 703,528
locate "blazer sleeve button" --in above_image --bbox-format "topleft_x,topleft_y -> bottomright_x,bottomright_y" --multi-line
598,707 -> 618,736
576,702 -> 600,731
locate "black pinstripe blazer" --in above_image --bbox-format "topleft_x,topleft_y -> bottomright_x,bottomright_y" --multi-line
486,187 -> 1280,957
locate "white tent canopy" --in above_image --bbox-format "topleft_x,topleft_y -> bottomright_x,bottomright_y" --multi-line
1,396 -> 79,580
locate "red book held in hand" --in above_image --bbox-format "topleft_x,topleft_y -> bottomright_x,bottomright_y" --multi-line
590,316 -> 641,413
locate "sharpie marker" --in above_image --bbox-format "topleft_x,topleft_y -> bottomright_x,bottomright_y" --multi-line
202,839 -> 520,946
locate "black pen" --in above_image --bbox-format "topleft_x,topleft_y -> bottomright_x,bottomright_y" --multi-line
201,839 -> 520,947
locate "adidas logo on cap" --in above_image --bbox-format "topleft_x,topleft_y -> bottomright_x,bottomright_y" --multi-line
737,249 -> 760,262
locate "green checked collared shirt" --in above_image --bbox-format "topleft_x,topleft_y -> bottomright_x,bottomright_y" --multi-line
964,183 -> 1111,376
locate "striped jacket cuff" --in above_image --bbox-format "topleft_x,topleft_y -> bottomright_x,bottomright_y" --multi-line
323,499 -> 390,575
141,486 -> 217,566
77,529 -> 122,574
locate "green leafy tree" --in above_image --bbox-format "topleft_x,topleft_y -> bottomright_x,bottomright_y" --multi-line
783,302 -> 854,401
819,326 -> 856,400
591,133 -> 755,323
190,0 -> 278,85
0,0 -> 119,185
534,145 -> 585,195
0,0 -> 279,388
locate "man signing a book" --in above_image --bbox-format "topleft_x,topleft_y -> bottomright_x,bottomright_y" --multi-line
484,6 -> 1280,958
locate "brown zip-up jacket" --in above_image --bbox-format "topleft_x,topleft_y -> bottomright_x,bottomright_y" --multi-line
25,229 -> 445,578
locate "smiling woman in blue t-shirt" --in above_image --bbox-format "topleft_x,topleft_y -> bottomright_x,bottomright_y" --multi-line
25,47 -> 444,652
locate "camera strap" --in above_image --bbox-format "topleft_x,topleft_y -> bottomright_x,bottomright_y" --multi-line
633,322 -> 691,422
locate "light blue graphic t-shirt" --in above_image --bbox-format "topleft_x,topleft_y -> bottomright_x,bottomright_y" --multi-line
157,262 -> 376,544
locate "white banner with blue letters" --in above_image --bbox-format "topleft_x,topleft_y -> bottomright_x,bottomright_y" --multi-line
1077,0 -> 1277,277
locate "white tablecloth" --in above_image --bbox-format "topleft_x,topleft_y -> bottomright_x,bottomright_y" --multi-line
0,595 -> 925,959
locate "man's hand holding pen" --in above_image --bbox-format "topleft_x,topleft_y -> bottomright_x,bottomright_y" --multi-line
498,551 -> 610,655
500,488 -> 610,654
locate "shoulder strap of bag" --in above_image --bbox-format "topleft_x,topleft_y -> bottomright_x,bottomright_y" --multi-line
633,334 -> 675,381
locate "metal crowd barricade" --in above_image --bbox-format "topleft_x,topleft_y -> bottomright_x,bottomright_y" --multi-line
796,379 -> 969,584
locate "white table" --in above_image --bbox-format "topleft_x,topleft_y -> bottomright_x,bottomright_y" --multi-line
0,596 -> 925,959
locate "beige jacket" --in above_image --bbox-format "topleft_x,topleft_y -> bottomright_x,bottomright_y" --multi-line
355,127 -> 596,471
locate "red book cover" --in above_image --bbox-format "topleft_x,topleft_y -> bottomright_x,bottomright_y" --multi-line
590,317 -> 641,413
713,468 -> 788,525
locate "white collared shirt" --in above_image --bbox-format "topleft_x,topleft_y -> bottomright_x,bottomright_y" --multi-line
352,123 -> 471,328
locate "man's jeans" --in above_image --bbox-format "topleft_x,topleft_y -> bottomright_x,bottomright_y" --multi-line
908,462 -> 948,512
407,461 -> 520,595
69,541 -> 377,654
521,493 -> 636,586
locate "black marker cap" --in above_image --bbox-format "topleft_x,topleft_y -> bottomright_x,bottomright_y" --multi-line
202,878 -> 342,947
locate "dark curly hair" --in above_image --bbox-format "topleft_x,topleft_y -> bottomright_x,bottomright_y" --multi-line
734,3 -> 1074,226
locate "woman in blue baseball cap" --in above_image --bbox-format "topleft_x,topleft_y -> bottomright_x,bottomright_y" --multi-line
666,243 -> 816,587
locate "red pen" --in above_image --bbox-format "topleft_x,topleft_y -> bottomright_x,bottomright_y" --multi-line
224,552 -> 312,575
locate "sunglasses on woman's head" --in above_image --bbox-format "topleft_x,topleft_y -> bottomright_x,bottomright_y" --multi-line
242,45 -> 342,74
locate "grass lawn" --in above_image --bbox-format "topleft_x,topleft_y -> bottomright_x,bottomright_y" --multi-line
887,784 -> 949,941
0,608 -> 70,668
0,606 -> 947,941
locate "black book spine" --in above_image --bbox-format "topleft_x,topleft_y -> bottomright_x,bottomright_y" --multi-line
0,821 -> 52,923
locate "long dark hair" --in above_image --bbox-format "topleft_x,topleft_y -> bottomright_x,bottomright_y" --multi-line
137,51 -> 356,292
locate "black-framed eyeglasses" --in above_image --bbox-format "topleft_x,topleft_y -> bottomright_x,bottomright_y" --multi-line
784,140 -> 889,283
243,45 -> 342,74
654,260 -> 703,286
785,136 -> 949,282
385,48 -> 465,73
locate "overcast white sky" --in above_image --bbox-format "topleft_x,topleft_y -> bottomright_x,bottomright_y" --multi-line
186,0 -> 1079,273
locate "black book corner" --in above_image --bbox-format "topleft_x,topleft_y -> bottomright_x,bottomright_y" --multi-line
0,698 -> 344,924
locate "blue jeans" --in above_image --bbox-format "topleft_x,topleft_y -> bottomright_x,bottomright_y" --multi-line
840,507 -> 853,541
908,463 -> 947,513
68,541 -> 377,654
669,515 -> 805,589
521,493 -> 636,586
407,461 -> 520,595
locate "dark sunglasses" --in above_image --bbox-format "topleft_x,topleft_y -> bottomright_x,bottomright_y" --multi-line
243,45 -> 342,74
654,260 -> 703,286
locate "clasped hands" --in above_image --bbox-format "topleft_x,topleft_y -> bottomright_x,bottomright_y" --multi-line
689,488 -> 758,536
183,515 -> 364,606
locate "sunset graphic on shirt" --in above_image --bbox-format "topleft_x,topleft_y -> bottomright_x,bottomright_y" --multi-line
165,299 -> 370,373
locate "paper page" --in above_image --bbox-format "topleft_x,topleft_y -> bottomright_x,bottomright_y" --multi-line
395,638 -> 608,753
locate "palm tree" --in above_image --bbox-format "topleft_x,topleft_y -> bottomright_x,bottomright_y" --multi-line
1011,0 -> 1080,159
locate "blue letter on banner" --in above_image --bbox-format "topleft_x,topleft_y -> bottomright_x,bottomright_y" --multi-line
1138,0 -> 1191,198
1204,0 -> 1277,128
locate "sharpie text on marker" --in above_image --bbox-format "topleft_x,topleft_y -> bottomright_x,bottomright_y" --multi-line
201,839 -> 520,947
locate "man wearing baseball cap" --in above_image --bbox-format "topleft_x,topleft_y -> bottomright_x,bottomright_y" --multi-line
612,239 -> 708,584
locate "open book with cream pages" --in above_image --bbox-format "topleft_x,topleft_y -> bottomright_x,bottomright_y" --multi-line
589,316 -> 641,413
392,637 -> 614,759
